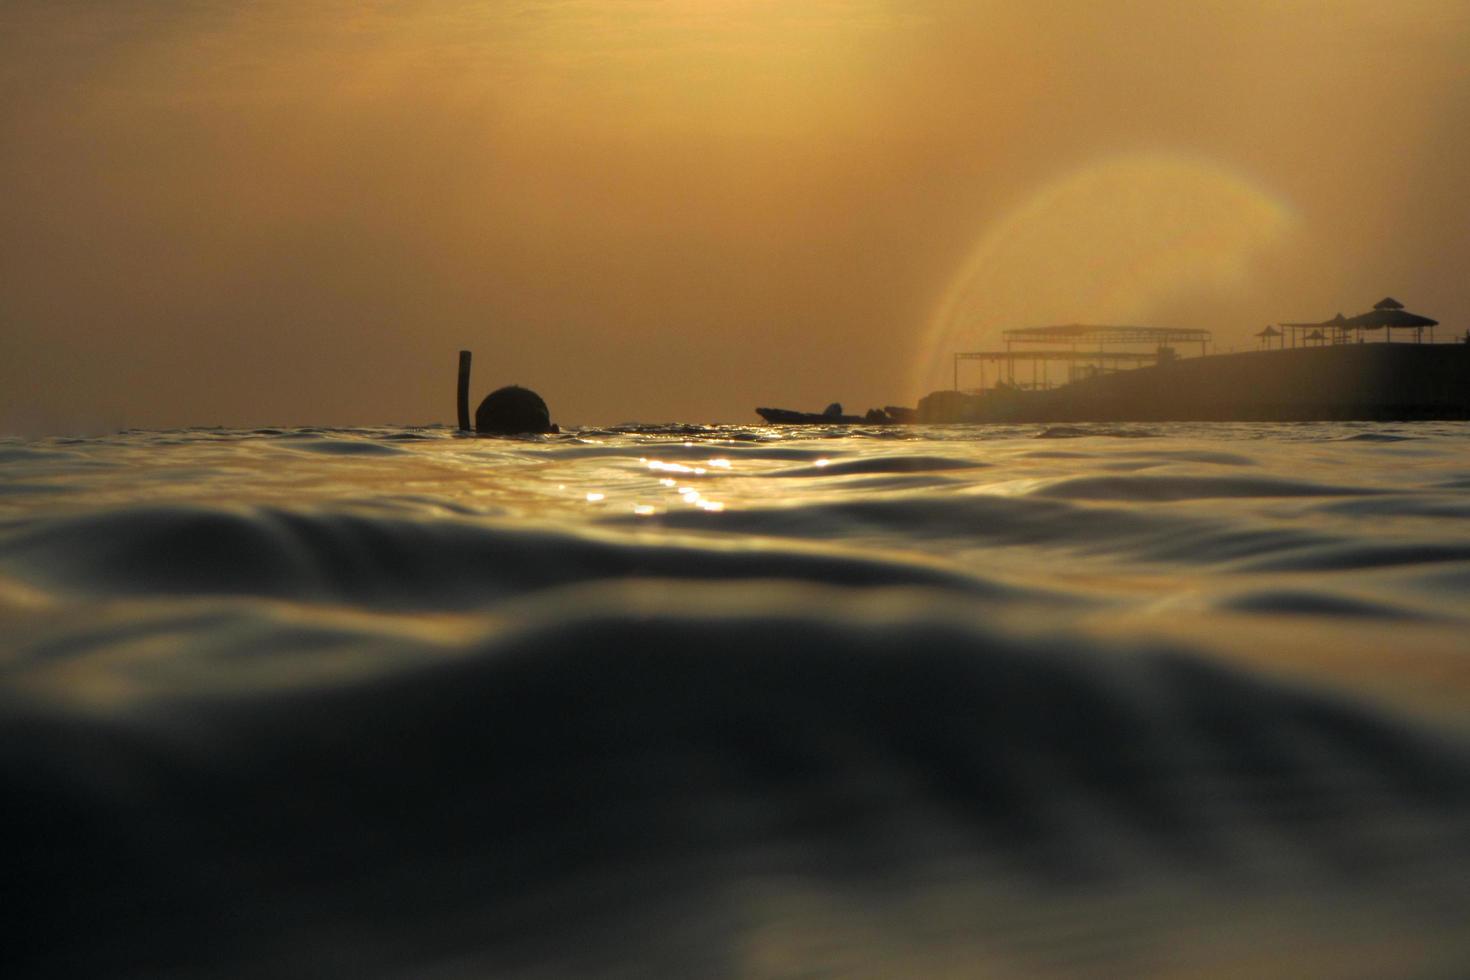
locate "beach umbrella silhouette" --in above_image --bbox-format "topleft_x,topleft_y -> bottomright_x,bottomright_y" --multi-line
1342,304 -> 1438,343
1254,324 -> 1283,349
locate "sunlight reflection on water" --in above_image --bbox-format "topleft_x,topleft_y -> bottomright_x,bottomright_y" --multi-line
3,421 -> 1470,977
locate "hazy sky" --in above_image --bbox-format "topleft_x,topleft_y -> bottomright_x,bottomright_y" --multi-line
4,0 -> 1468,432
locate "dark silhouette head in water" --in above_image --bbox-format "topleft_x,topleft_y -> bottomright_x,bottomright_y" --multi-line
475,385 -> 558,435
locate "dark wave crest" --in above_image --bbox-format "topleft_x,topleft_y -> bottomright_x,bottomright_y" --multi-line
5,587 -> 1470,977
0,505 -> 1027,609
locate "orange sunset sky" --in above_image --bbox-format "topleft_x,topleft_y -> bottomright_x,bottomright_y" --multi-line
3,1 -> 1468,432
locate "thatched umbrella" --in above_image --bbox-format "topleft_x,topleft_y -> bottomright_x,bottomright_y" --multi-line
1254,324 -> 1283,350
1342,304 -> 1438,343
1305,328 -> 1325,346
1373,297 -> 1404,310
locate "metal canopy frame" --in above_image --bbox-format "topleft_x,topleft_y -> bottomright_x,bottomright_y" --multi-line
1001,325 -> 1212,348
952,324 -> 1214,392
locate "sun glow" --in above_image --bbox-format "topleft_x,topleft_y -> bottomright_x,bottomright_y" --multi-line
911,153 -> 1296,396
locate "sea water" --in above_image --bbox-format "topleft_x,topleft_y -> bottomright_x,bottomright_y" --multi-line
3,422 -> 1469,977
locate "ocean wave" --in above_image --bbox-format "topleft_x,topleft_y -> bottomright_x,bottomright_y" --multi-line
1034,474 -> 1382,501
0,447 -> 80,464
1338,432 -> 1418,442
286,439 -> 412,456
0,505 -> 1026,609
1126,449 -> 1259,466
551,442 -> 827,463
1313,496 -> 1470,519
3,422 -> 1470,976
640,493 -> 1332,567
1231,540 -> 1470,573
631,490 -> 1470,586
1217,588 -> 1434,620
771,456 -> 986,478
1036,425 -> 1162,439
0,482 -> 77,498
5,584 -> 1469,977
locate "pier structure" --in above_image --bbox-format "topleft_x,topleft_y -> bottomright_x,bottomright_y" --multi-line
951,324 -> 1212,393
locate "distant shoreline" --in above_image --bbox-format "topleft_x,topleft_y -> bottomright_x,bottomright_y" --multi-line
918,343 -> 1470,423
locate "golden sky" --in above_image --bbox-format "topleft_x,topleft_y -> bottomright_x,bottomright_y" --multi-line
3,0 -> 1468,431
